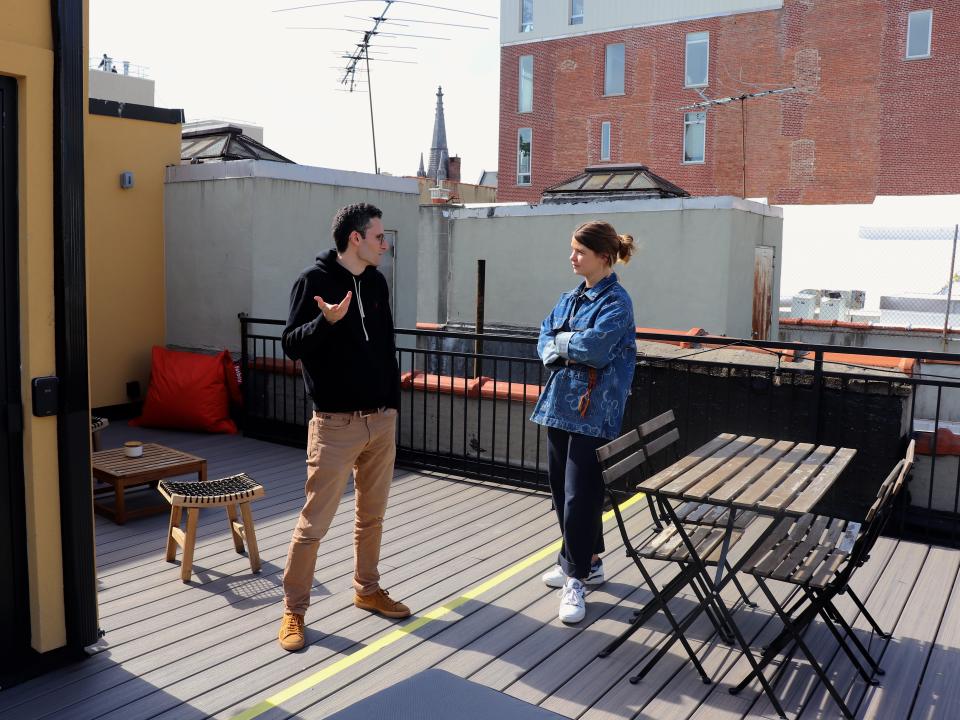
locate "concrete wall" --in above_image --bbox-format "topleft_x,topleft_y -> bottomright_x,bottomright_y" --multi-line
86,112 -> 181,407
164,161 -> 420,354
421,196 -> 781,339
88,68 -> 154,105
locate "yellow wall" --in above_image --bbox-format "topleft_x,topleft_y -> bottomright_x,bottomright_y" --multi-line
86,115 -> 180,407
0,3 -> 66,653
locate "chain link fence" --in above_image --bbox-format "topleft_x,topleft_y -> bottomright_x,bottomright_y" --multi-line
781,224 -> 960,337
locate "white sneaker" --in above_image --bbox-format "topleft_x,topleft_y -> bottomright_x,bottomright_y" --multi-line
542,560 -> 605,589
558,578 -> 586,624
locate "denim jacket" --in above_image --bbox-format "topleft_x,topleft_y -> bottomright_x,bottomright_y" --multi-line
530,273 -> 636,439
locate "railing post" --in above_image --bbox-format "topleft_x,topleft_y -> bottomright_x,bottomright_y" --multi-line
812,349 -> 824,444
473,259 -> 485,378
238,312 -> 249,431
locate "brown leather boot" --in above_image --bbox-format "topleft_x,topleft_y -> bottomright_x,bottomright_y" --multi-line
278,612 -> 305,651
354,588 -> 411,618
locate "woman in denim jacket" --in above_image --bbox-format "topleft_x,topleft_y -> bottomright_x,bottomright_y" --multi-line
530,220 -> 636,624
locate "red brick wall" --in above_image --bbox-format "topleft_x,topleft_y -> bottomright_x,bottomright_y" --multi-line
497,0 -> 959,205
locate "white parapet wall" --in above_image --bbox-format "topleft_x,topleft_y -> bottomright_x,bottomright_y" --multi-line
164,160 -> 420,353
419,196 -> 783,340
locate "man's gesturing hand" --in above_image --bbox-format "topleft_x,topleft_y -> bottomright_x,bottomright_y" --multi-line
314,291 -> 352,324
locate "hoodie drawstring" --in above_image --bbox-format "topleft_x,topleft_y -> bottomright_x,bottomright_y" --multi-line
352,276 -> 369,341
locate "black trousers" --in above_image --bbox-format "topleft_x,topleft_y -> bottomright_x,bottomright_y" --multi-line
547,427 -> 606,580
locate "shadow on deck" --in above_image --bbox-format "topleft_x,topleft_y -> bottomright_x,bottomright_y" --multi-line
1,424 -> 958,720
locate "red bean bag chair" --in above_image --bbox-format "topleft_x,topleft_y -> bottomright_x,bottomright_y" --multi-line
131,347 -> 238,434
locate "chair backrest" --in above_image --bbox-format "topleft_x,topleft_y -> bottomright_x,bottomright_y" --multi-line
637,410 -> 681,472
596,429 -> 646,490
599,447 -> 647,490
843,439 -> 915,575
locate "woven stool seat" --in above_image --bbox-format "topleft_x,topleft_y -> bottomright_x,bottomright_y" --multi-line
161,472 -> 264,583
90,416 -> 109,450
160,473 -> 264,507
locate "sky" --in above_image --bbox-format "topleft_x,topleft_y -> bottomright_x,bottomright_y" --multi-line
90,1 -> 958,309
90,0 -> 501,182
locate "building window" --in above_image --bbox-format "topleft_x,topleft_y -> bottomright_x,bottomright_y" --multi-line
520,0 -> 533,33
604,43 -> 625,96
569,0 -> 583,25
517,128 -> 532,185
685,31 -> 709,87
683,112 -> 706,164
906,9 -> 932,59
600,121 -> 611,161
518,55 -> 533,113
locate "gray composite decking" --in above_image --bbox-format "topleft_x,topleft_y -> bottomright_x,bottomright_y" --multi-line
1,424 -> 958,720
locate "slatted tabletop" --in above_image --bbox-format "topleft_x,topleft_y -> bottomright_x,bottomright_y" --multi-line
92,443 -> 207,524
637,434 -> 856,518
92,443 -> 206,480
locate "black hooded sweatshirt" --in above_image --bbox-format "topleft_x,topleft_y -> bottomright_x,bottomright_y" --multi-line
281,249 -> 400,412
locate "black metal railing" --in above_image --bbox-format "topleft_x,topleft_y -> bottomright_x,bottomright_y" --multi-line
239,315 -> 960,548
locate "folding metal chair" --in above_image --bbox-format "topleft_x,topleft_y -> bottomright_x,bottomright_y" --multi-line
732,440 -> 915,719
596,430 -> 754,681
637,410 -> 757,610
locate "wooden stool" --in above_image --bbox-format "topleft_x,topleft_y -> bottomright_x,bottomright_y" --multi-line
90,415 -> 109,451
159,473 -> 265,583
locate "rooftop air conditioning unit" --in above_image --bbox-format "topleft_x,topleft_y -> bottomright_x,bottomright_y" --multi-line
820,293 -> 849,322
790,293 -> 816,320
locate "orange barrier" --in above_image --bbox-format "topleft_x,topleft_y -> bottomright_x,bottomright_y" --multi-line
400,371 -> 485,398
250,357 -> 300,376
477,376 -> 542,403
916,428 -> 960,456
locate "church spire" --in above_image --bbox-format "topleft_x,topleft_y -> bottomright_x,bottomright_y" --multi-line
417,152 -> 426,177
426,86 -> 449,181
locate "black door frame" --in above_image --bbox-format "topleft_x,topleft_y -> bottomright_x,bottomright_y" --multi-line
0,73 -> 30,681
51,0 -> 98,654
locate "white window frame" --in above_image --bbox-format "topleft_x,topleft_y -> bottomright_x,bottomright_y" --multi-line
600,121 -> 611,161
569,0 -> 584,26
517,127 -> 532,186
520,0 -> 533,33
683,112 -> 706,164
604,43 -> 625,97
518,55 -> 533,113
685,31 -> 709,87
906,9 -> 933,59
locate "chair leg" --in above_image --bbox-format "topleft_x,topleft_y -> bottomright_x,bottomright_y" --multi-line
180,508 -> 200,583
646,495 -> 664,532
226,503 -> 245,553
239,501 -> 261,574
746,577 -> 856,719
847,587 -> 891,640
727,563 -> 758,608
165,505 -> 182,563
630,558 -> 712,685
818,594 -> 885,678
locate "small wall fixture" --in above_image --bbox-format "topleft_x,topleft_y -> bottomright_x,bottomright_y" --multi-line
119,171 -> 134,189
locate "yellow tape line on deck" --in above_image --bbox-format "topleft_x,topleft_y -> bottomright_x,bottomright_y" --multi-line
233,491 -> 646,720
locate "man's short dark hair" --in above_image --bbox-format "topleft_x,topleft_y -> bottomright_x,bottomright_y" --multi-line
331,203 -> 383,253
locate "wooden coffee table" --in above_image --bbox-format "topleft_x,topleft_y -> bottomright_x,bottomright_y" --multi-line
92,443 -> 207,524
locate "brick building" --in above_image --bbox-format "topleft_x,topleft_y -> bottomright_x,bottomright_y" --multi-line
497,0 -> 959,204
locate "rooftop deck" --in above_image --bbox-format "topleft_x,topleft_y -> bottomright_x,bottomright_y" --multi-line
1,424 -> 958,720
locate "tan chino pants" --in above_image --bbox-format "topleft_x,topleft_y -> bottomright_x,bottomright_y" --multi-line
282,408 -> 397,615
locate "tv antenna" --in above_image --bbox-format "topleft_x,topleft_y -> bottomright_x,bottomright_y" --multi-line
680,86 -> 796,198
276,0 -> 494,174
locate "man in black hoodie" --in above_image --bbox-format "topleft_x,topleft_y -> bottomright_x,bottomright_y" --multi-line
277,203 -> 409,653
